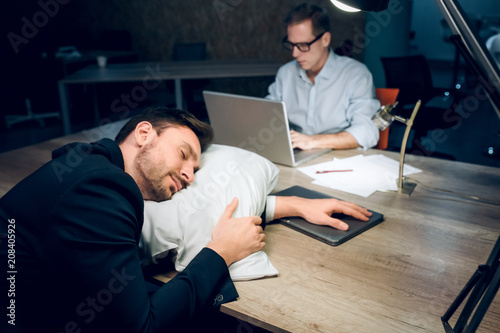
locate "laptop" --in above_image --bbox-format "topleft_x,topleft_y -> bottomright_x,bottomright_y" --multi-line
272,186 -> 384,246
203,91 -> 330,167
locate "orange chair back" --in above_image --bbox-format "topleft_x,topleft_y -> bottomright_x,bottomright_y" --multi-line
374,88 -> 399,150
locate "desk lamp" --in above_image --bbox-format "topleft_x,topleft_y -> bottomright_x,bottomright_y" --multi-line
330,0 -> 390,12
334,0 -> 500,329
330,0 -> 420,195
371,100 -> 421,196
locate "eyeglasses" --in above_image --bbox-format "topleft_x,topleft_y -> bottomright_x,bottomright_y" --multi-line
282,32 -> 326,52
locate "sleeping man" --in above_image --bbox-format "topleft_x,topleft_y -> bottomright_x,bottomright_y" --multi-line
0,106 -> 371,333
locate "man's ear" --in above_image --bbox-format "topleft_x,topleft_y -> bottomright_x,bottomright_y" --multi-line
134,121 -> 155,147
322,31 -> 331,47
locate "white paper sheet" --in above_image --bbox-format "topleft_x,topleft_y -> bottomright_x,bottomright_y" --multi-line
298,154 -> 422,197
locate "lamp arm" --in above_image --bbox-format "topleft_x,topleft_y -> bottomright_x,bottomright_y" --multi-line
397,100 -> 422,193
393,115 -> 408,124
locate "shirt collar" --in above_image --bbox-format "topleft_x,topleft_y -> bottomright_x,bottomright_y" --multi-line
297,49 -> 336,83
318,49 -> 336,79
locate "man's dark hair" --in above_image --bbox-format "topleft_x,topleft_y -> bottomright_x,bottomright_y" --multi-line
284,3 -> 330,36
115,106 -> 214,151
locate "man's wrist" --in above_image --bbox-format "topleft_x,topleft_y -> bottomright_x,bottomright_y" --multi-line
274,195 -> 303,220
206,242 -> 232,267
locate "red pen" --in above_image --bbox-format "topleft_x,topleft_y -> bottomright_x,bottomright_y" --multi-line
315,169 -> 353,174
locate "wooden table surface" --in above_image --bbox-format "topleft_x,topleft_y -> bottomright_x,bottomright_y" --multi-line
1,135 -> 499,333
0,130 -> 116,196
222,150 -> 500,333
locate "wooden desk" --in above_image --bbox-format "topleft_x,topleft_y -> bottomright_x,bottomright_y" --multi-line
56,50 -> 139,76
221,150 -> 500,333
57,59 -> 281,135
1,135 -> 499,332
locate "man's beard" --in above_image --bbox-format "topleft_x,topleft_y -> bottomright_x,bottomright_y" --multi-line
135,144 -> 173,202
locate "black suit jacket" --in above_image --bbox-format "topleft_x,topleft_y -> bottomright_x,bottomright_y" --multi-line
0,139 -> 237,333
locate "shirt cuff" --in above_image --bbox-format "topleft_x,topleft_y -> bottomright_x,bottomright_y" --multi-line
265,195 -> 276,223
346,124 -> 379,150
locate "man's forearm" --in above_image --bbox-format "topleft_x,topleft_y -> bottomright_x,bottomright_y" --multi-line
291,130 -> 360,150
308,131 -> 360,149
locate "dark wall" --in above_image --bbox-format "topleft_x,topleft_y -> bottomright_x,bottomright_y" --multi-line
2,0 -> 367,118
62,0 -> 366,62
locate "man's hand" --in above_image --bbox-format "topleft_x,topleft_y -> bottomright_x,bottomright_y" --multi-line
290,130 -> 317,150
274,196 -> 372,231
207,198 -> 265,266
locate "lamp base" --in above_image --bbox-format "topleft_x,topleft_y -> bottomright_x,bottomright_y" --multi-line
382,179 -> 417,196
398,180 -> 417,196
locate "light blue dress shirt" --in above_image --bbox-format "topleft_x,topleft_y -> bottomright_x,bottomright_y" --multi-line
266,50 -> 380,149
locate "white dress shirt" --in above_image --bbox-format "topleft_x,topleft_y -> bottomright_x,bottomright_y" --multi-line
266,50 -> 380,149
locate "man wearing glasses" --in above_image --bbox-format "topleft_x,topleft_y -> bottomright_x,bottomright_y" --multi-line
266,3 -> 380,150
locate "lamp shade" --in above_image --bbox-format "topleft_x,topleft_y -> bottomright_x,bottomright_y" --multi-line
331,0 -> 390,12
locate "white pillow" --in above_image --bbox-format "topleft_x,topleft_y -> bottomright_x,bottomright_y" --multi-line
142,144 -> 280,281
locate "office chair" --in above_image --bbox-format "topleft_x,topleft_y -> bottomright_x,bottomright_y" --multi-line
173,42 -> 207,61
170,42 -> 210,121
374,88 -> 399,150
381,55 -> 464,143
381,55 -> 465,160
4,54 -> 61,129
